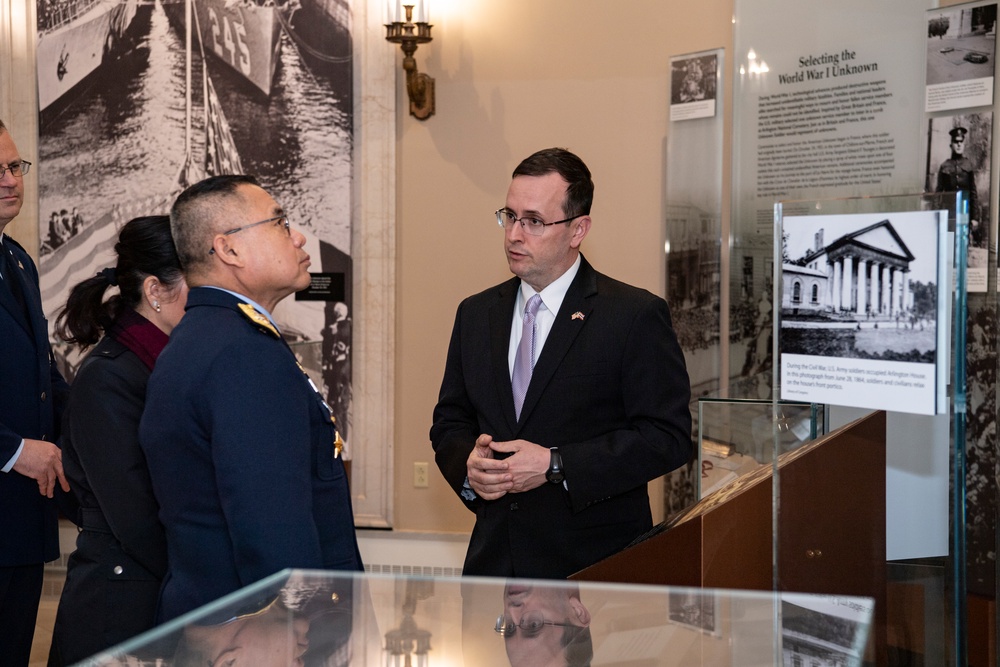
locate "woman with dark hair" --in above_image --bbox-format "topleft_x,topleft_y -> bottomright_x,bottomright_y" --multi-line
47,215 -> 188,666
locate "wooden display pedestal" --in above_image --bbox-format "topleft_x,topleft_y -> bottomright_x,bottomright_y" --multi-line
573,410 -> 887,664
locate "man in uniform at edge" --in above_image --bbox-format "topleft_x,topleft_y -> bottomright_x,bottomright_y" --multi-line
0,118 -> 71,666
431,148 -> 691,578
140,175 -> 361,622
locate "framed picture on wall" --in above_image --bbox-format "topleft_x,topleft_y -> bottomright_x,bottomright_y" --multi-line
778,208 -> 949,415
925,1 -> 997,112
670,52 -> 719,121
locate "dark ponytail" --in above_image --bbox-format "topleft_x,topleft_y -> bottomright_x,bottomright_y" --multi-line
57,215 -> 182,347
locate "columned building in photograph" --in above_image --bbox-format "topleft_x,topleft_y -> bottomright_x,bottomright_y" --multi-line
795,219 -> 915,317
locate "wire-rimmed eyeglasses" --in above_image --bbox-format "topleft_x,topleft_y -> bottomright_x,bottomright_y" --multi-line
0,160 -> 30,179
208,215 -> 290,255
496,208 -> 582,236
494,612 -> 578,638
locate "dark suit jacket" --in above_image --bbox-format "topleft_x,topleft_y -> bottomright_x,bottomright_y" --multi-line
0,237 -> 69,567
431,256 -> 691,579
49,336 -> 165,665
140,287 -> 362,622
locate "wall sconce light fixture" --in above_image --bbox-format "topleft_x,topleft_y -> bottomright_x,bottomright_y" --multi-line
385,1 -> 435,120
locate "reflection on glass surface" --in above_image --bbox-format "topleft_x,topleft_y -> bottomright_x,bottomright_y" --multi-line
73,570 -> 873,667
172,601 -> 309,667
497,581 -> 592,667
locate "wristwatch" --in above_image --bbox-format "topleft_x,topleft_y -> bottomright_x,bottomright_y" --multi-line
545,447 -> 565,484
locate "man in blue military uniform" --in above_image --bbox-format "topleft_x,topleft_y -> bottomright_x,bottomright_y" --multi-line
0,118 -> 71,666
140,175 -> 362,623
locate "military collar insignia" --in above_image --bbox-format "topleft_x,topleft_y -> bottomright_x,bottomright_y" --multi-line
238,302 -> 280,338
3,247 -> 22,270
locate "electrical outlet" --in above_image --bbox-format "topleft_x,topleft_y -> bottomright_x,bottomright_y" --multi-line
414,462 -> 429,488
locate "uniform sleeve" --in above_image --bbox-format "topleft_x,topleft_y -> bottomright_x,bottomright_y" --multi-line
49,346 -> 71,437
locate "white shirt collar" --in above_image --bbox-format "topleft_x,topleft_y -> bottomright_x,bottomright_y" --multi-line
518,254 -> 582,316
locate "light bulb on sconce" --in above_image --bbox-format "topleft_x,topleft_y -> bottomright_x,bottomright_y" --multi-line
385,1 -> 435,120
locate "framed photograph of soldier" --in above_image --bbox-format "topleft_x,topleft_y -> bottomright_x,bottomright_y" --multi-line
925,112 -> 991,289
925,1 -> 997,112
778,209 -> 948,416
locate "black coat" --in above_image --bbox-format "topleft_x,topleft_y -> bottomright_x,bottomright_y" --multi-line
48,337 -> 166,666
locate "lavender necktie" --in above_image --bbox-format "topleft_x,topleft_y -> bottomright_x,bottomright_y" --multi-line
512,294 -> 542,420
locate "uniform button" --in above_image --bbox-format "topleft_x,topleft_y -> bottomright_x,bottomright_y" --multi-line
113,566 -> 124,575
40,391 -> 47,401
509,502 -> 519,511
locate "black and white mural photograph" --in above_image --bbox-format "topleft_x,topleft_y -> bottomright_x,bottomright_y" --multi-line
778,210 -> 947,415
35,0 -> 355,435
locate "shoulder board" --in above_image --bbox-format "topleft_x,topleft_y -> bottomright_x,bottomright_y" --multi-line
238,302 -> 280,339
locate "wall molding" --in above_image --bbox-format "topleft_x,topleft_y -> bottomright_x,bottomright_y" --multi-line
351,0 -> 396,527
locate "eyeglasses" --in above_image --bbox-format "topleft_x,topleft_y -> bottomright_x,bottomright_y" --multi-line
496,208 -> 581,236
221,215 -> 290,238
494,612 -> 577,638
209,215 -> 290,255
0,160 -> 31,179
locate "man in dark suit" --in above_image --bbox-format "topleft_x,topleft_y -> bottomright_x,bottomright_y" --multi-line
140,175 -> 362,623
431,148 -> 691,579
0,119 -> 71,665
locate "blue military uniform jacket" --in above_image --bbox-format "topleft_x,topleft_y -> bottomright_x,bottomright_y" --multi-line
140,287 -> 361,622
0,236 -> 69,567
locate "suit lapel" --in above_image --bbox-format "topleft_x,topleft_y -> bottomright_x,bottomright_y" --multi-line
488,279 -> 520,432
515,258 -> 598,429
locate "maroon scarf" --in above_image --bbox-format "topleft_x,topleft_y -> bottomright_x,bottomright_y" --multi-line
108,309 -> 169,371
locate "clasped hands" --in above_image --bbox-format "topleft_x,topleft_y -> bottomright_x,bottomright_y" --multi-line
466,433 -> 549,500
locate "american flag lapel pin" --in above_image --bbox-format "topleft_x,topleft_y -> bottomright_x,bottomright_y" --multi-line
571,311 -> 585,321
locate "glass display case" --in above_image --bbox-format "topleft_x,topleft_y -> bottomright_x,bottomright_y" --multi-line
72,569 -> 874,667
697,373 -> 825,499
